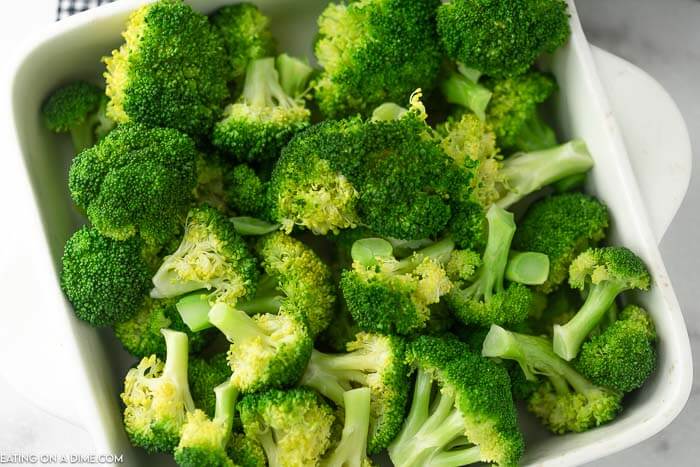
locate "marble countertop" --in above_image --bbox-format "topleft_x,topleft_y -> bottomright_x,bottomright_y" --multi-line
0,0 -> 698,465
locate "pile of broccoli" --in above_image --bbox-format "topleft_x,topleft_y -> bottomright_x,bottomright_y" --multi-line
46,0 -> 659,465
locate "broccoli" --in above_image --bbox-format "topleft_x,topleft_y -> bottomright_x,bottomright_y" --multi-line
68,123 -> 198,245
485,72 -> 559,152
447,205 -> 533,327
103,0 -> 229,137
552,247 -> 651,360
41,81 -> 114,152
151,205 -> 259,306
482,325 -> 622,434
60,227 -> 151,326
228,434 -> 267,467
114,297 -> 212,358
446,200 -> 489,252
230,217 -> 280,236
323,388 -> 374,466
314,0 -> 442,118
437,0 -> 570,78
514,193 -> 609,292
208,302 -> 312,393
174,379 -> 238,467
224,164 -> 267,217
210,3 -> 276,85
212,56 -> 312,163
188,353 -> 231,418
300,332 -> 409,454
341,237 -> 455,335
121,329 -> 195,453
388,335 -> 524,467
574,304 -> 656,393
446,249 -> 482,283
440,66 -> 492,121
238,388 -> 335,467
193,153 -> 230,214
505,251 -> 551,286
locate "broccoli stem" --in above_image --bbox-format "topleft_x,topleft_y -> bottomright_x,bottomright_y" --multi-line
176,292 -> 213,332
372,103 -> 409,122
276,54 -> 314,99
511,112 -> 558,152
497,139 -> 594,208
212,380 -> 238,434
208,303 -> 267,344
243,57 -> 296,109
395,236 -> 456,272
300,350 -> 368,406
323,388 -> 372,466
430,446 -> 482,467
441,71 -> 492,121
230,217 -> 280,236
70,124 -> 95,153
505,251 -> 550,285
552,281 -> 626,361
161,329 -> 195,412
236,274 -> 283,315
257,429 -> 279,467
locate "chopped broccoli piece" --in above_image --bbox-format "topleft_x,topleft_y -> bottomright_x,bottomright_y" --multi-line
300,332 -> 409,454
188,352 -> 231,418
238,388 -> 335,467
553,247 -> 651,360
193,153 -> 229,214
60,226 -> 151,326
447,205 -> 533,327
224,164 -> 268,218
483,325 -> 622,434
276,54 -> 315,98
227,434 -> 267,467
440,67 -> 492,121
68,123 -> 197,245
103,0 -> 229,137
230,217 -> 280,236
323,388 -> 374,466
437,0 -> 570,78
446,200 -> 489,252
446,249 -> 482,282
389,335 -> 524,467
505,251 -> 550,286
121,329 -> 195,453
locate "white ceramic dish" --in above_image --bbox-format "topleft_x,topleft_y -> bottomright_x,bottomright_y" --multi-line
1,1 -> 693,465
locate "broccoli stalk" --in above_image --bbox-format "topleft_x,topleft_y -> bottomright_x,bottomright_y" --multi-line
230,217 -> 281,236
323,388 -> 373,466
441,67 -> 492,121
496,140 -> 594,208
505,251 -> 550,286
553,247 -> 651,360
482,325 -> 622,434
276,53 -> 314,98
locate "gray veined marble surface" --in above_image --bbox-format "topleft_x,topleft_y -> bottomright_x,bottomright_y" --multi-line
0,0 -> 698,465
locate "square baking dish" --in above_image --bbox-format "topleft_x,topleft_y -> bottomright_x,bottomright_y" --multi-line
2,0 -> 692,465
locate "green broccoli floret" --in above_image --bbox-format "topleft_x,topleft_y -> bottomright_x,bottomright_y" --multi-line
227,434 -> 267,467
482,325 -> 622,434
174,379 -> 238,467
341,237 -> 455,335
212,56 -> 312,163
323,388 -> 375,466
113,297 -> 212,358
121,329 -> 195,453
389,335 -> 524,467
446,249 -> 483,282
514,193 -> 609,292
552,247 -> 651,360
574,304 -> 656,393
314,0 -> 442,118
41,81 -> 114,152
238,388 -> 335,467
60,226 -> 151,326
440,66 -> 492,121
68,123 -> 197,245
447,205 -> 533,327
446,200 -> 488,252
151,205 -> 259,306
208,302 -> 312,393
437,0 -> 570,78
210,3 -> 276,85
103,0 -> 229,137
188,352 -> 231,418
224,164 -> 268,218
193,153 -> 229,214
300,332 -> 409,454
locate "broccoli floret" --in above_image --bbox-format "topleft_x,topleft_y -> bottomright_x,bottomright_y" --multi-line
174,379 -> 238,467
210,3 -> 276,85
227,434 -> 267,467
224,164 -> 267,217
188,352 -> 231,418
60,227 -> 151,326
341,237 -> 455,335
447,205 -> 533,327
300,332 -> 409,454
193,153 -> 229,214
446,200 -> 488,252
151,205 -> 259,306
389,335 -> 524,467
121,329 -> 195,453
208,302 -> 312,393
552,247 -> 651,360
41,81 -> 114,152
574,304 -> 656,393
323,388 -> 375,466
485,72 -> 559,152
238,388 -> 335,467
114,297 -> 212,358
514,193 -> 609,292
103,0 -> 229,137
437,0 -> 570,78
482,325 -> 622,434
212,56 -> 312,163
68,123 -> 197,245
440,66 -> 492,121
314,0 -> 442,118
446,249 -> 482,282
